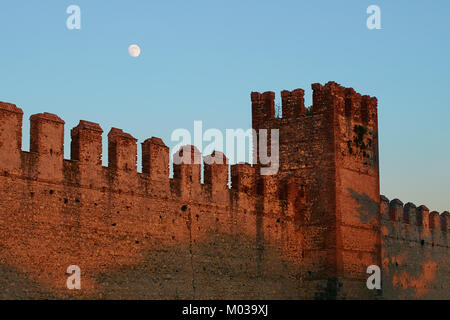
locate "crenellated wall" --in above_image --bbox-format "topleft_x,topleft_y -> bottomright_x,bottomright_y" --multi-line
380,196 -> 450,299
0,100 -> 305,299
0,82 -> 448,300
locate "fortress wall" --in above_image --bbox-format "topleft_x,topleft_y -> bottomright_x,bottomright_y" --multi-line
1,81 -> 449,300
0,101 -> 307,299
380,196 -> 450,299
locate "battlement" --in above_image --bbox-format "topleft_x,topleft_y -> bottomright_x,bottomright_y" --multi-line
380,195 -> 449,247
310,82 -> 377,125
252,82 -> 377,128
281,89 -> 305,118
0,101 -> 301,208
1,84 -> 448,300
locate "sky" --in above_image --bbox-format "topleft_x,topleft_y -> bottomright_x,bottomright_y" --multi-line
0,0 -> 449,211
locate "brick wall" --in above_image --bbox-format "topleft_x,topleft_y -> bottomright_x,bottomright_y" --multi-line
0,82 -> 448,299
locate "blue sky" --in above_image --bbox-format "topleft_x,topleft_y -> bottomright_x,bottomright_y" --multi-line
1,0 -> 449,211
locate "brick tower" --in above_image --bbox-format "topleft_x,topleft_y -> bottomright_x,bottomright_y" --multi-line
252,81 -> 381,299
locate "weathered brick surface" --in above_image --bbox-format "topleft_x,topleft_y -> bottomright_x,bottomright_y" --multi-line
380,198 -> 450,299
0,83 -> 448,300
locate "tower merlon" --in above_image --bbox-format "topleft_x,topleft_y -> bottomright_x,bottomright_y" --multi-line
344,87 -> 363,122
281,89 -> 305,119
310,82 -> 377,127
361,95 -> 378,127
251,91 -> 276,127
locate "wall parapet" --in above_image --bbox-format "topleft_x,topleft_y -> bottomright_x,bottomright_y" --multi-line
381,195 -> 449,247
0,102 -> 303,212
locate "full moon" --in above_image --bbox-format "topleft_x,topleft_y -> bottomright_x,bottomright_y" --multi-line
128,44 -> 141,58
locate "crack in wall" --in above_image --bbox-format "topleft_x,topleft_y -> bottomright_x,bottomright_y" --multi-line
186,205 -> 196,298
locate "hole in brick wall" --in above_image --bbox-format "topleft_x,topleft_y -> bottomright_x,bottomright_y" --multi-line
421,239 -> 425,246
276,218 -> 281,223
75,198 -> 80,203
216,218 -> 219,222
195,214 -> 199,221
112,223 -> 117,227
135,240 -> 139,244
64,199 -> 68,204
172,236 -> 175,240
30,192 -> 34,198
181,205 -> 188,212
94,203 -> 98,207
49,190 -> 54,195
159,215 -> 162,219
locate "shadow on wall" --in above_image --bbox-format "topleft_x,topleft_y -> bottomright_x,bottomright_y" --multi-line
348,188 -> 379,223
349,188 -> 449,299
381,219 -> 449,299
0,233 -> 303,300
0,264 -> 56,299
95,233 -> 302,300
